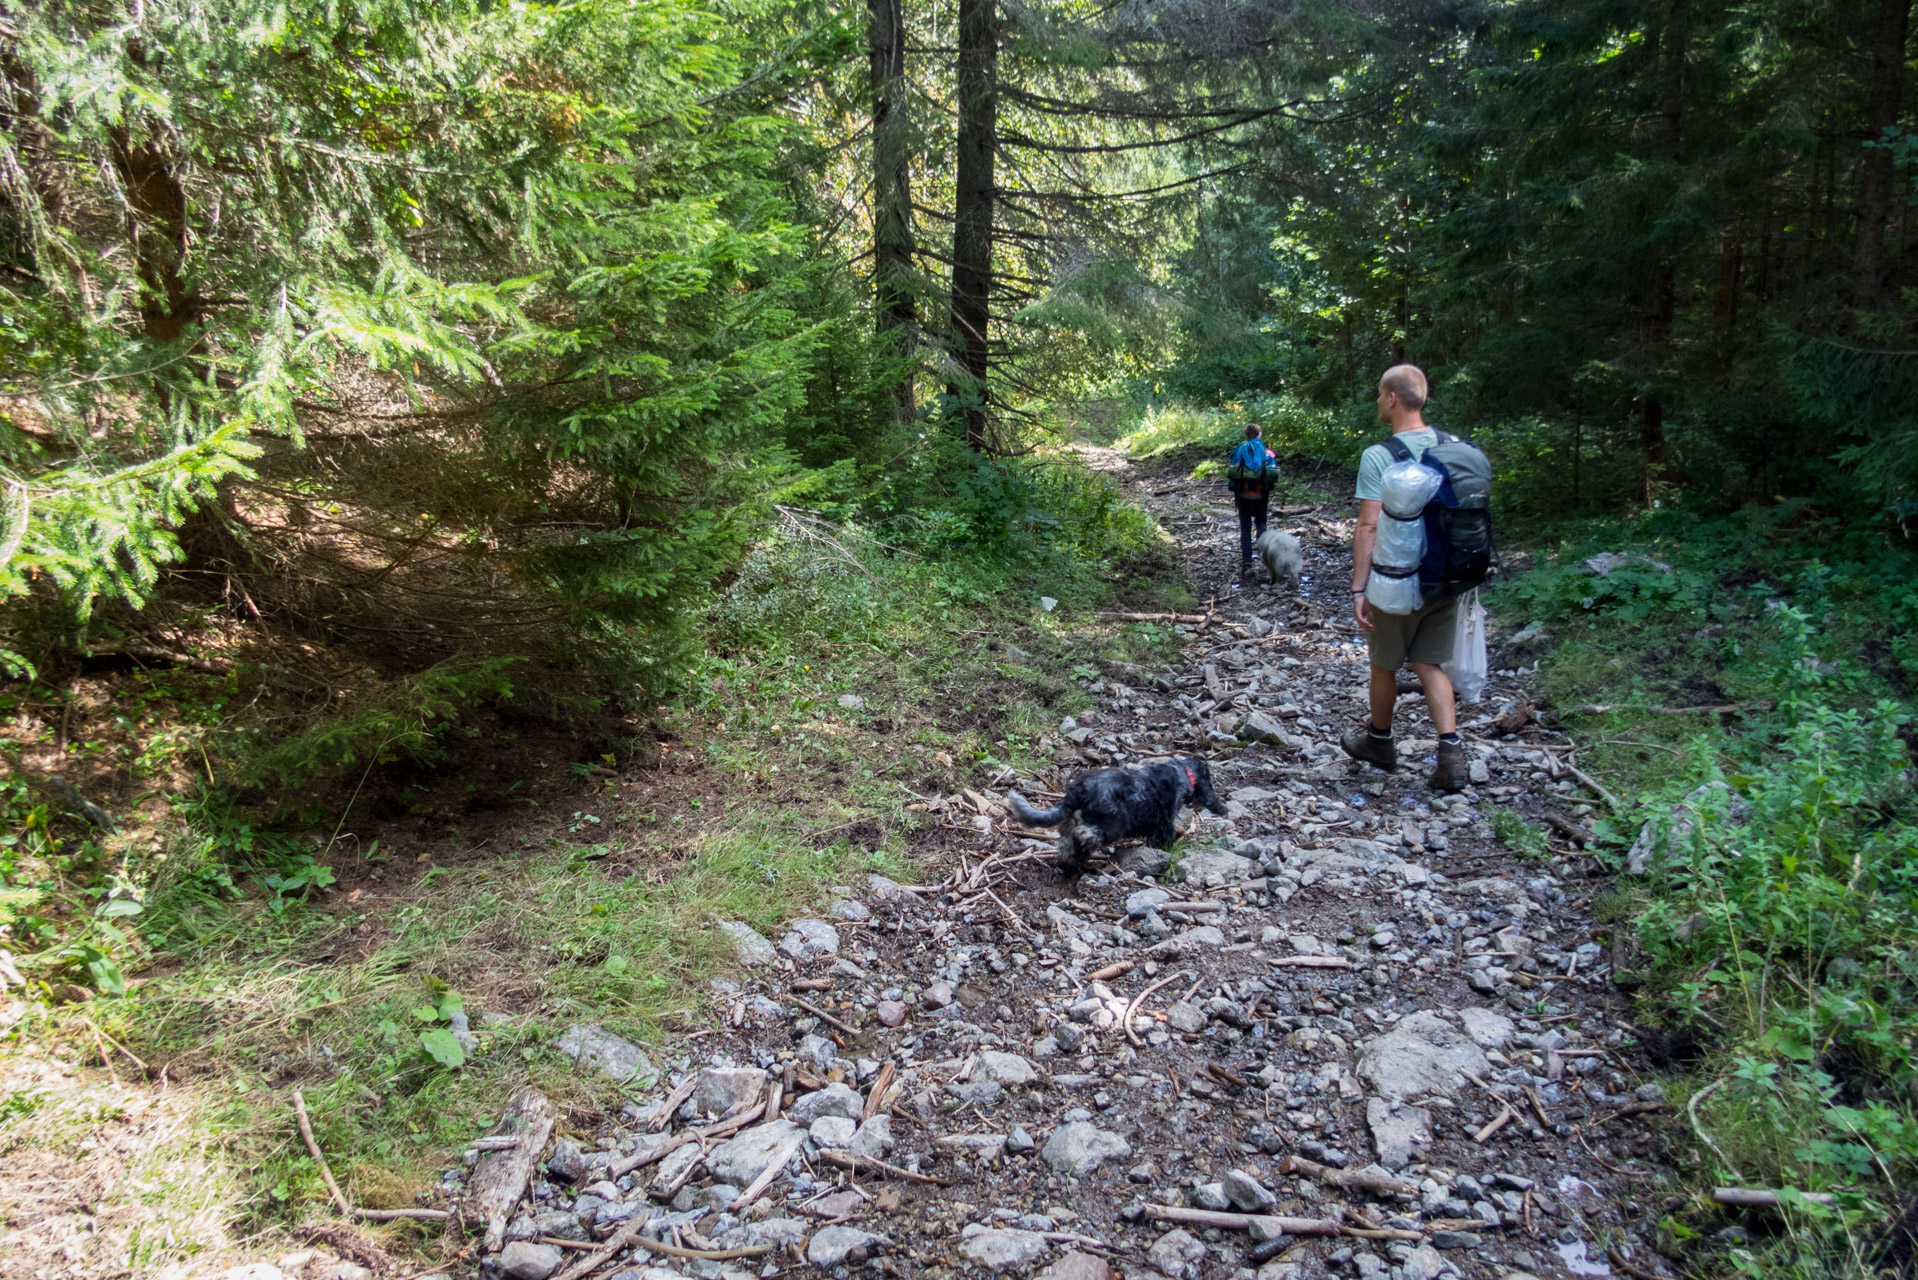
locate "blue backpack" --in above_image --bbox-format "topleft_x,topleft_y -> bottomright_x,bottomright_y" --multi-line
1227,440 -> 1277,500
1380,430 -> 1496,598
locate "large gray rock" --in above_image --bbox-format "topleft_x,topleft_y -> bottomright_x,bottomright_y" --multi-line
850,1115 -> 894,1159
1040,1253 -> 1111,1280
1179,850 -> 1256,889
961,1227 -> 1049,1271
716,919 -> 777,967
786,1082 -> 862,1125
1403,1245 -> 1455,1280
1366,1098 -> 1433,1170
1357,1010 -> 1490,1101
499,1243 -> 564,1280
1165,1002 -> 1205,1034
779,918 -> 840,960
1223,1169 -> 1276,1211
808,1226 -> 887,1268
1126,887 -> 1170,917
1240,712 -> 1289,745
808,1115 -> 857,1148
1457,1008 -> 1514,1050
693,1067 -> 767,1116
1148,1229 -> 1207,1279
971,1051 -> 1038,1086
1041,1122 -> 1131,1176
1116,846 -> 1171,878
707,1119 -> 805,1184
553,1024 -> 656,1084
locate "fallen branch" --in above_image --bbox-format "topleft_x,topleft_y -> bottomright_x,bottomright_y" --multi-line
1086,960 -> 1134,982
863,1062 -> 896,1122
1540,812 -> 1591,846
646,1077 -> 697,1130
1124,969 -> 1189,1047
731,1133 -> 807,1210
1474,1105 -> 1515,1143
1711,1187 -> 1837,1208
292,1091 -> 453,1223
1565,763 -> 1621,811
789,996 -> 859,1036
1144,1205 -> 1420,1242
1592,1101 -> 1668,1126
1268,955 -> 1352,969
1279,1155 -> 1417,1197
816,1148 -> 952,1185
1160,901 -> 1226,915
1606,1245 -> 1671,1280
1098,612 -> 1209,623
1574,702 -> 1771,717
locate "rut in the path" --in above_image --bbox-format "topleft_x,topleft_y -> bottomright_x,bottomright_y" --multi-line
278,455 -> 1678,1280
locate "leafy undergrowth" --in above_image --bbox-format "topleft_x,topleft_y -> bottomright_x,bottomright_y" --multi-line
0,457 -> 1188,1275
1487,501 -> 1918,1277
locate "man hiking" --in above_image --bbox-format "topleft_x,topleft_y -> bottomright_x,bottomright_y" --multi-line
1343,364 -> 1468,791
1227,423 -> 1278,575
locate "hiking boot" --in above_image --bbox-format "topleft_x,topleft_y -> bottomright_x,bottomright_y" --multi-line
1430,739 -> 1468,792
1340,726 -> 1399,772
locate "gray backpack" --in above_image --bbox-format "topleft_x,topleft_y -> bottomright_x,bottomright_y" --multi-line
1381,430 -> 1495,598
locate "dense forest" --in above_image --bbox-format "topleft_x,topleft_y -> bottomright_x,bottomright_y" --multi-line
5,0 -> 1918,1276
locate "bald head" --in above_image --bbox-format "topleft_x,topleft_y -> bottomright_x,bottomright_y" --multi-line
1379,365 -> 1428,411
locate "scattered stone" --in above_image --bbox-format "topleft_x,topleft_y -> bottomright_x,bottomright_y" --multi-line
1039,1252 -> 1111,1280
972,1051 -> 1038,1086
499,1242 -> 564,1280
808,1226 -> 888,1268
1179,850 -> 1257,889
1042,1122 -> 1131,1176
1240,711 -> 1289,745
1116,846 -> 1172,878
545,1138 -> 585,1183
1188,1182 -> 1231,1211
717,919 -> 778,967
875,1000 -> 908,1027
960,1227 -> 1049,1271
1007,1126 -> 1035,1154
1457,1007 -> 1515,1050
708,1119 -> 805,1184
1126,887 -> 1171,917
693,1067 -> 768,1116
1165,1001 -> 1206,1035
787,1083 -> 862,1125
809,1115 -> 857,1148
1357,1010 -> 1491,1101
850,1115 -> 895,1159
1366,1098 -> 1433,1170
1429,1231 -> 1483,1251
779,919 -> 840,961
831,898 -> 872,922
1148,1228 -> 1207,1278
554,1024 -> 656,1084
1403,1245 -> 1453,1280
1223,1168 -> 1277,1211
924,981 -> 955,1009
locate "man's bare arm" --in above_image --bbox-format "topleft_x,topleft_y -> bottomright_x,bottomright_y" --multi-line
1352,498 -> 1381,630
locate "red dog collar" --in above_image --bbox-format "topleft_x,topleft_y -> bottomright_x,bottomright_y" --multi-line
1185,767 -> 1196,789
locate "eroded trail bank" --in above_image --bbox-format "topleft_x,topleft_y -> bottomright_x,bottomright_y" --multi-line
270,454 -> 1676,1280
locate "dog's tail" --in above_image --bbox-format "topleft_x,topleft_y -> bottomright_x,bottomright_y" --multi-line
1006,791 -> 1070,828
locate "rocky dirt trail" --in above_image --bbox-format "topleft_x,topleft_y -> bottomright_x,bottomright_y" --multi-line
259,454 -> 1680,1280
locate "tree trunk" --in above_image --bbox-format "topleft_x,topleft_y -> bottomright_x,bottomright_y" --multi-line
948,0 -> 997,453
869,0 -> 916,426
107,129 -> 199,344
1855,0 -> 1911,312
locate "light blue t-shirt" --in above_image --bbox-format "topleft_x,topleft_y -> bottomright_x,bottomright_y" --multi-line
1355,427 -> 1439,502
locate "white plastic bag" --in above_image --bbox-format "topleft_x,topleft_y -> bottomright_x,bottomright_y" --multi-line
1373,511 -> 1425,570
1378,458 -> 1442,520
1365,570 -> 1423,616
1444,590 -> 1488,703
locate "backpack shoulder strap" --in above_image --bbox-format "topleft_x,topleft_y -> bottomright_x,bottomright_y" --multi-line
1433,429 -> 1458,445
1380,435 -> 1414,462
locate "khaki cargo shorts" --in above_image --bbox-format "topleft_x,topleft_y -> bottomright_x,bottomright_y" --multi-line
1368,593 -> 1459,670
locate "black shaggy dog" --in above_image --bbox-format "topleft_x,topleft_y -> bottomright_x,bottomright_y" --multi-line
1006,757 -> 1228,878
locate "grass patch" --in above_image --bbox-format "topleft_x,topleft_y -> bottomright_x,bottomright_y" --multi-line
0,446 -> 1190,1271
1493,501 -> 1918,1273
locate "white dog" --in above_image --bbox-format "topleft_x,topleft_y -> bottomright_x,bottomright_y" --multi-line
1253,529 -> 1302,588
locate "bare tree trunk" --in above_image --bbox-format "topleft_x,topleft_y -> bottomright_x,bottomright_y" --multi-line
870,0 -> 916,426
1855,0 -> 1911,312
107,129 -> 199,344
948,0 -> 997,453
